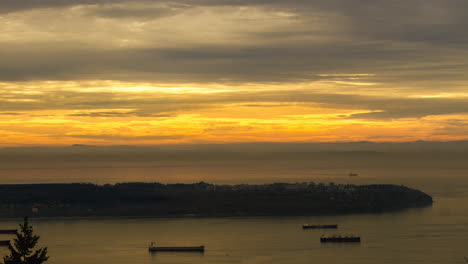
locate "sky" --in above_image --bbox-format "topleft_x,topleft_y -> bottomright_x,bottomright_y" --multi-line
1,0 -> 468,146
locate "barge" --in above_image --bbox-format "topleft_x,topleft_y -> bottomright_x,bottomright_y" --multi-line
320,235 -> 360,243
0,230 -> 16,234
303,224 -> 338,229
148,242 -> 204,252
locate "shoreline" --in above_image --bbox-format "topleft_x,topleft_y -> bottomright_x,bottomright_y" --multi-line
0,205 -> 434,222
0,182 -> 433,219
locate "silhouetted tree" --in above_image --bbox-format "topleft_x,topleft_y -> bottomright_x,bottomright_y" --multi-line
2,217 -> 49,264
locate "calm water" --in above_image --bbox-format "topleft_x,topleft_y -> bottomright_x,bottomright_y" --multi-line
0,153 -> 467,263
0,177 -> 466,264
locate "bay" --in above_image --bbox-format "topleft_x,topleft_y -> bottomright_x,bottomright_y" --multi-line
0,177 -> 466,264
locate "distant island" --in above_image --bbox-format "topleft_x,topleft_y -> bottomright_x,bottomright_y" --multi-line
0,182 -> 432,218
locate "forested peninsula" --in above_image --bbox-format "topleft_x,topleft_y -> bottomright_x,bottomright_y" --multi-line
0,182 -> 432,218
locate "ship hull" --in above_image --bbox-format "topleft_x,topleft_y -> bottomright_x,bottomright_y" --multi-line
148,246 -> 204,252
303,224 -> 338,229
320,237 -> 360,243
0,230 -> 16,234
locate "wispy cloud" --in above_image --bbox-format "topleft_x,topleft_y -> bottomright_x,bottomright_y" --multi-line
1,1 -> 468,145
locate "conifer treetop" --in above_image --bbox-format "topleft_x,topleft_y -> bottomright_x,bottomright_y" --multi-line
2,217 -> 49,264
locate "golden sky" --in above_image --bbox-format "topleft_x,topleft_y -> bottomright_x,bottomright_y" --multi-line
1,1 -> 468,146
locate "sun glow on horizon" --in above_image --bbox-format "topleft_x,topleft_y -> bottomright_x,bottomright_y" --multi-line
1,78 -> 468,147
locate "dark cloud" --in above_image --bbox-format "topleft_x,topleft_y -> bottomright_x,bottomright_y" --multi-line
257,92 -> 468,119
344,97 -> 468,120
433,121 -> 468,136
86,4 -> 185,19
2,87 -> 468,120
1,0 -> 468,87
240,104 -> 287,107
0,0 -> 127,14
65,134 -> 185,140
67,111 -> 172,118
0,112 -> 22,116
2,40 -> 466,88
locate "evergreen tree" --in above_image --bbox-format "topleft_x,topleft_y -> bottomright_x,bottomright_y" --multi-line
2,217 -> 49,264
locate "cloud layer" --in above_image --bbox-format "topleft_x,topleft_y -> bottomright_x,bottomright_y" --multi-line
1,1 -> 468,145
1,0 -> 468,85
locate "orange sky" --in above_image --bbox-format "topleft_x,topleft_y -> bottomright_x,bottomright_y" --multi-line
1,1 -> 468,146
1,80 -> 468,146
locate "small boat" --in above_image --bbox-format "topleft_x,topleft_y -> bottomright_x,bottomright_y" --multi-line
0,240 -> 10,246
348,172 -> 358,177
320,235 -> 360,243
302,224 -> 338,229
148,242 -> 204,252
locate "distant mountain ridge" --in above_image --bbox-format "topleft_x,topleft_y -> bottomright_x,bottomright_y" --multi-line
3,140 -> 468,153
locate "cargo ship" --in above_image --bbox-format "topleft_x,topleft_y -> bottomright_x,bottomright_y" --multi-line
320,235 -> 360,243
302,224 -> 338,229
148,242 -> 204,252
0,230 -> 16,234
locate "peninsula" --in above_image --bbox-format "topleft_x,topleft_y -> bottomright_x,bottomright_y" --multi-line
0,182 -> 432,218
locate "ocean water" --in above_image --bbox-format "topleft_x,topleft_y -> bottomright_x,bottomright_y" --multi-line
0,152 -> 467,263
0,177 -> 466,264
